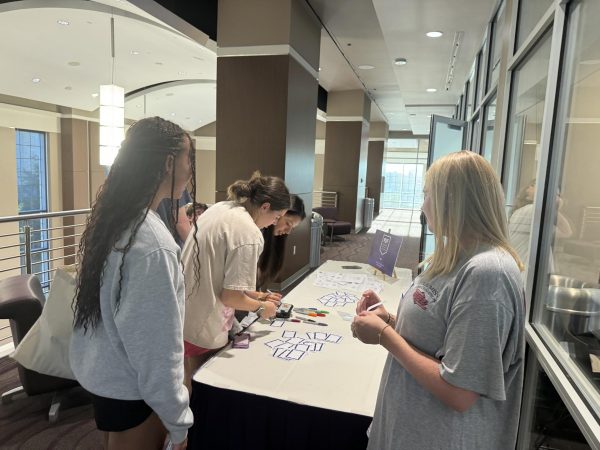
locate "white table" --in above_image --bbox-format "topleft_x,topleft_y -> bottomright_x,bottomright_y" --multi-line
188,261 -> 412,449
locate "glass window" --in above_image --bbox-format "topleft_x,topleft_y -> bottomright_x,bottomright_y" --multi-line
478,39 -> 489,102
533,0 -> 600,420
504,31 -> 552,275
381,163 -> 426,209
517,350 -> 594,448
16,130 -> 50,288
481,95 -> 497,162
466,60 -> 478,118
489,1 -> 505,88
469,113 -> 481,152
516,0 -> 554,50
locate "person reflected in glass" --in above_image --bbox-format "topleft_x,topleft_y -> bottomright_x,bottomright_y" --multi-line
352,151 -> 526,450
509,179 -> 572,268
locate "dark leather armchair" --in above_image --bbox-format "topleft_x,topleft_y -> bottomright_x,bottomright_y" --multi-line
313,207 -> 352,242
0,274 -> 78,423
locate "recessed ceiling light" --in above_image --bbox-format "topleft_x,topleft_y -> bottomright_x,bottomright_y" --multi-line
426,31 -> 443,38
32,77 -> 41,83
178,71 -> 186,76
318,67 -> 322,71
91,93 -> 98,98
67,61 -> 80,66
394,58 -> 408,66
426,88 -> 437,92
130,50 -> 140,55
57,20 -> 70,26
171,112 -> 176,116
358,64 -> 375,70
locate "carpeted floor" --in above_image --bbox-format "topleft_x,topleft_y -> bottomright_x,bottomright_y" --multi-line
320,231 -> 420,277
0,220 -> 420,449
0,358 -> 102,449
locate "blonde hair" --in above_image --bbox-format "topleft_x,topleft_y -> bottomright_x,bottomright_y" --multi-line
422,151 -> 523,278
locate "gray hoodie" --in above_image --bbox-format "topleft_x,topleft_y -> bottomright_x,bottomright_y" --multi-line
70,210 -> 193,444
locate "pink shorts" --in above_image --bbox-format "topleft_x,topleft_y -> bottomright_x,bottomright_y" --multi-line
184,340 -> 213,357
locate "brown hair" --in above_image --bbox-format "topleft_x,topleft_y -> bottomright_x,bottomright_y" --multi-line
227,171 -> 291,212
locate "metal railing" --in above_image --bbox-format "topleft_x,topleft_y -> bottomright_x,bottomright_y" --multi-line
0,208 -> 90,348
313,191 -> 338,208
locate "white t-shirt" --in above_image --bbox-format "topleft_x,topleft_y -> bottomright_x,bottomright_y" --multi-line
181,201 -> 264,349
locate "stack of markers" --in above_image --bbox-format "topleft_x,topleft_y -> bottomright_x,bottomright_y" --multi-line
285,308 -> 329,326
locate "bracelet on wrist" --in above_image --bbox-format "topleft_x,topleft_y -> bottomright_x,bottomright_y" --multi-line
378,324 -> 390,345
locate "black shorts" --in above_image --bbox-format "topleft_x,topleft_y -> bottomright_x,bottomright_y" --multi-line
89,392 -> 153,432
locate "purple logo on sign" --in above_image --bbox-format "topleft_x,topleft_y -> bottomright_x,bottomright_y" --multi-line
368,230 -> 403,276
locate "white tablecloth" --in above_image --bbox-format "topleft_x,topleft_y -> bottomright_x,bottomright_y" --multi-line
193,260 -> 412,417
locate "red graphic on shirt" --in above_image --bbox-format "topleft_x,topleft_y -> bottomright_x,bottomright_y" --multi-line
413,288 -> 428,310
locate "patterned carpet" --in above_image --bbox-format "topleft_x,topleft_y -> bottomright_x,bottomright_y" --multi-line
0,358 -> 102,449
0,229 -> 420,449
320,231 -> 420,277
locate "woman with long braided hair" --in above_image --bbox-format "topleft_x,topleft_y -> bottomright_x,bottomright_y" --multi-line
70,117 -> 199,450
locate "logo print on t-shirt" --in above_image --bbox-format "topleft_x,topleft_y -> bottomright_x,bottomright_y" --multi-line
413,288 -> 429,310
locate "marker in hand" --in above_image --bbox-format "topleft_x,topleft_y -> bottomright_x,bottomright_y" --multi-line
366,301 -> 383,312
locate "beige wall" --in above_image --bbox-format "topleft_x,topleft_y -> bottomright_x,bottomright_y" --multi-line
314,153 -> 324,191
0,126 -> 20,278
195,149 -> 216,204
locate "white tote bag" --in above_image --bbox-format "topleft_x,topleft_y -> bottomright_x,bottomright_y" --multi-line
11,266 -> 77,380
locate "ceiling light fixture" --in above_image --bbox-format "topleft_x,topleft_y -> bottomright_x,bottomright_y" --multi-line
130,50 -> 140,55
426,88 -> 437,92
358,64 -> 375,70
32,77 -> 41,83
426,31 -> 443,38
394,58 -> 407,66
91,93 -> 98,97
99,14 -> 124,167
57,20 -> 70,26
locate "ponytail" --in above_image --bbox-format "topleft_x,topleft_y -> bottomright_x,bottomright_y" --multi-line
227,171 -> 290,211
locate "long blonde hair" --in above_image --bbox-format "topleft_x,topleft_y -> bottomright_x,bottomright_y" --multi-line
422,151 -> 523,278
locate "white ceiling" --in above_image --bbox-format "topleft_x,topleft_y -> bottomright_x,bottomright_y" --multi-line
1,0 -> 497,135
0,0 -> 216,132
309,0 -> 497,133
